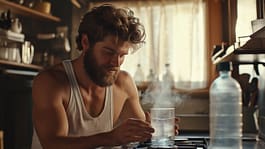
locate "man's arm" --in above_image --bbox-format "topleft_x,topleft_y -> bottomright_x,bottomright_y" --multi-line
32,71 -> 153,149
116,71 -> 180,136
116,71 -> 147,121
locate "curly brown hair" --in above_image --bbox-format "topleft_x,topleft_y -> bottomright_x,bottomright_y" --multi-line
76,4 -> 146,53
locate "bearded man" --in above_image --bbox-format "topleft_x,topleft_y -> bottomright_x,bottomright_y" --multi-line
31,4 -> 156,149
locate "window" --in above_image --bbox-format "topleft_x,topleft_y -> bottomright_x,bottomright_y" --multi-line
91,0 -> 207,89
236,0 -> 257,77
236,0 -> 257,40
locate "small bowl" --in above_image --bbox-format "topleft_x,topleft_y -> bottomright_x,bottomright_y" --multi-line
33,1 -> 51,14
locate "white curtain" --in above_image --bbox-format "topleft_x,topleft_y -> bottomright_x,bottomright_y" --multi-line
236,0 -> 257,39
236,0 -> 257,76
90,0 -> 207,89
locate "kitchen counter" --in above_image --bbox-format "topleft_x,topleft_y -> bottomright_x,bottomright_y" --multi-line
177,132 -> 265,149
243,140 -> 265,149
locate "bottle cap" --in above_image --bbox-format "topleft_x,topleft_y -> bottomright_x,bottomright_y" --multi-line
217,61 -> 232,71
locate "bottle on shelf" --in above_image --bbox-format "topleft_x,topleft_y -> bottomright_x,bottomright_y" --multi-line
146,69 -> 157,82
209,61 -> 242,149
162,63 -> 175,89
133,64 -> 145,86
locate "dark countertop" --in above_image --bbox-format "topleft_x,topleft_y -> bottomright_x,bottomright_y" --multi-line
133,132 -> 265,148
177,132 -> 265,149
243,140 -> 265,149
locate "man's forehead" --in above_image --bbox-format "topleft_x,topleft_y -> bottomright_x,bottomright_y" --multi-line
102,35 -> 143,54
102,35 -> 132,49
103,35 -> 129,43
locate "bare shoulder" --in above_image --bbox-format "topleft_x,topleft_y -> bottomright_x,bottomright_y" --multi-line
115,70 -> 135,88
33,63 -> 67,87
32,63 -> 69,103
114,70 -> 138,98
114,71 -> 145,121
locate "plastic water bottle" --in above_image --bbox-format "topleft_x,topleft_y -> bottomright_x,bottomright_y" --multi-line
209,61 -> 242,149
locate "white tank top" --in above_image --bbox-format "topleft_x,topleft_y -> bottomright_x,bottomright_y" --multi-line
63,60 -> 114,136
31,60 -> 114,149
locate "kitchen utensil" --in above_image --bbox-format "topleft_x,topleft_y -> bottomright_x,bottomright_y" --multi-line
0,47 -> 8,60
22,41 -> 34,64
8,47 -> 20,62
11,18 -> 22,33
0,10 -> 11,30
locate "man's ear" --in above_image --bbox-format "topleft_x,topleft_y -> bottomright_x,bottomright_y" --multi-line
81,34 -> 89,51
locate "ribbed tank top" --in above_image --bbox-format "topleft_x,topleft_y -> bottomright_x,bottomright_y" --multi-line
31,60 -> 114,149
63,60 -> 114,136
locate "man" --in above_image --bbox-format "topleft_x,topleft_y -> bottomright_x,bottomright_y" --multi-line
31,4 -> 155,149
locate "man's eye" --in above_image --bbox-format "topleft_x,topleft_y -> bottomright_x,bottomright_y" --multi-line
104,50 -> 114,55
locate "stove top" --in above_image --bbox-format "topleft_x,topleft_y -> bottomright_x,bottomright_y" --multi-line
131,133 -> 259,149
136,137 -> 208,149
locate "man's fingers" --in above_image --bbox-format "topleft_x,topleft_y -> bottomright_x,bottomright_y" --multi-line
126,118 -> 154,132
145,111 -> 151,123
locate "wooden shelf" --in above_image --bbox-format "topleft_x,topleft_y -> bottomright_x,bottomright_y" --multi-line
0,59 -> 43,71
0,0 -> 61,22
212,46 -> 265,65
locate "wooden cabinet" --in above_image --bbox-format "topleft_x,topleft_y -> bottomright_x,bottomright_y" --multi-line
0,2 -> 65,148
0,0 -> 60,22
0,0 -> 63,73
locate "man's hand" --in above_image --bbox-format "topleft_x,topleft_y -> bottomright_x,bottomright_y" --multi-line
109,118 -> 154,146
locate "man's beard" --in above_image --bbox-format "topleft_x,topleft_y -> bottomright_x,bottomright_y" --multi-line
83,48 -> 119,87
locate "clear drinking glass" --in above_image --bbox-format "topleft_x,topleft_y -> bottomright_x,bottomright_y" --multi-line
151,107 -> 175,147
